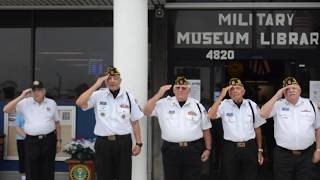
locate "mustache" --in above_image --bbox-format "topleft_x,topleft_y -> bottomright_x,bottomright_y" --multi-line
288,92 -> 296,96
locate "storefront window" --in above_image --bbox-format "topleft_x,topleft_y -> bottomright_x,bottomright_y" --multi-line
168,10 -> 320,60
0,28 -> 32,100
168,9 -> 320,100
167,0 -> 319,2
256,10 -> 320,49
35,27 -> 113,100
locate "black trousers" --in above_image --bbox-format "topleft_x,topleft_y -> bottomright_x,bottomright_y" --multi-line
161,139 -> 204,180
25,131 -> 56,180
95,134 -> 132,180
222,139 -> 258,180
274,145 -> 314,180
17,139 -> 25,173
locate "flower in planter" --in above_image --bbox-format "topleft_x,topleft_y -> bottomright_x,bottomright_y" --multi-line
63,138 -> 95,162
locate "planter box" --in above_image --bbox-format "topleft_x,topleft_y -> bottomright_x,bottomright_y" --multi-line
0,134 -> 5,160
66,159 -> 95,180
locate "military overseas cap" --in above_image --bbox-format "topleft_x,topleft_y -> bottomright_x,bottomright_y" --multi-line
282,77 -> 299,87
32,80 -> 44,90
174,76 -> 189,85
229,78 -> 243,87
105,66 -> 120,76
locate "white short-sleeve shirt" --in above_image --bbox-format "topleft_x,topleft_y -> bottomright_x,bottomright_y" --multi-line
216,99 -> 266,142
269,97 -> 320,150
82,88 -> 144,136
16,97 -> 59,136
151,96 -> 212,143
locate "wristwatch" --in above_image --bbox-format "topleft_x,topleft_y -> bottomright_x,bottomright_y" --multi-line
136,143 -> 143,147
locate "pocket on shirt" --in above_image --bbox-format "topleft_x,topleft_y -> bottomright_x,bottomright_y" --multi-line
278,112 -> 290,119
186,114 -> 201,126
245,113 -> 254,128
302,112 -> 315,123
165,113 -> 179,127
117,107 -> 130,121
97,105 -> 110,119
97,104 -> 108,111
225,115 -> 236,123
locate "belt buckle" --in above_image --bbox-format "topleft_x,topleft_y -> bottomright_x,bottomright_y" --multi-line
179,142 -> 188,147
108,135 -> 116,141
237,142 -> 246,148
292,150 -> 301,155
38,135 -> 44,139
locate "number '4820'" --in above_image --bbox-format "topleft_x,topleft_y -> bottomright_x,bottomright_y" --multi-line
206,50 -> 234,60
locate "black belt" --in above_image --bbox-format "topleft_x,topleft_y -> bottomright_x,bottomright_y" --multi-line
276,145 -> 313,156
224,139 -> 255,148
26,131 -> 55,140
96,134 -> 131,141
164,138 -> 203,148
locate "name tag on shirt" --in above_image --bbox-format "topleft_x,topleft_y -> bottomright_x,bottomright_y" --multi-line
99,101 -> 107,105
226,112 -> 233,117
301,109 -> 311,112
168,110 -> 175,114
281,107 -> 289,111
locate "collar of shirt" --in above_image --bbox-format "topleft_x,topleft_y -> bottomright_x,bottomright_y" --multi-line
226,99 -> 249,108
283,97 -> 303,106
105,88 -> 125,98
172,96 -> 192,108
31,97 -> 48,104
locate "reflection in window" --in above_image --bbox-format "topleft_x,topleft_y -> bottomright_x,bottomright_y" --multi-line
35,27 -> 113,100
0,29 -> 32,100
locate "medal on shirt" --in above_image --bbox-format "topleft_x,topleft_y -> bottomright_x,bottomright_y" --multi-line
122,114 -> 126,119
188,111 -> 197,121
100,112 -> 106,117
120,104 -> 129,108
46,107 -> 51,112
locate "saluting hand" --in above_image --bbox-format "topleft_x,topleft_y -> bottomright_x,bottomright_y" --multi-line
21,88 -> 32,98
132,145 -> 141,156
258,152 -> 264,165
312,150 -> 320,164
201,149 -> 210,162
275,86 -> 290,99
219,85 -> 232,99
94,75 -> 109,87
157,85 -> 172,97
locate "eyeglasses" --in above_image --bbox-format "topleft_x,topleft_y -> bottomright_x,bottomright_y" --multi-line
107,76 -> 120,81
174,86 -> 187,91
